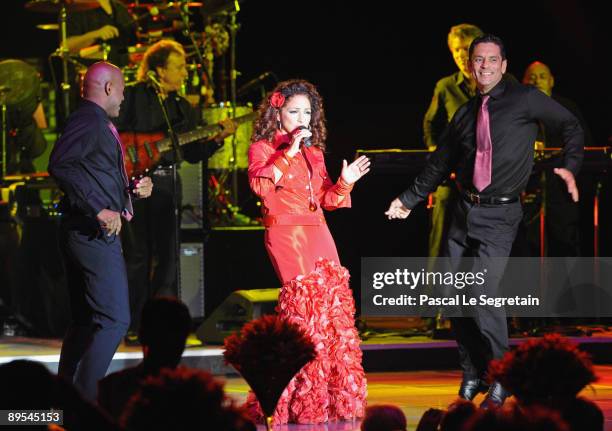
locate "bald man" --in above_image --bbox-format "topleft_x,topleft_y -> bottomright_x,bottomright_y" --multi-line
49,61 -> 153,400
523,61 -> 554,96
520,61 -> 592,257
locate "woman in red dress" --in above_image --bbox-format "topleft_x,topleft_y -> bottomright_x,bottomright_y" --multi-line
246,79 -> 370,424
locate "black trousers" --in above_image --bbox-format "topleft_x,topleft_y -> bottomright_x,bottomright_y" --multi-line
58,219 -> 130,401
444,198 -> 522,379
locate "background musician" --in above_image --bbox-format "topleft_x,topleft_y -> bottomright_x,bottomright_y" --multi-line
423,23 -> 484,259
66,0 -> 137,67
514,61 -> 593,258
51,0 -> 138,129
114,39 -> 235,339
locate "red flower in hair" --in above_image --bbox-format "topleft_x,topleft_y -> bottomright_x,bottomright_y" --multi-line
269,92 -> 285,109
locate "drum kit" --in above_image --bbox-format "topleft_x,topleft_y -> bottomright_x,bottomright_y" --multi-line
0,0 -> 261,226
0,58 -> 59,226
0,59 -> 43,177
23,0 -> 221,111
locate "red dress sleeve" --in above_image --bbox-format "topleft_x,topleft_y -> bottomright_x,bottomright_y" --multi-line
248,140 -> 289,199
316,152 -> 352,211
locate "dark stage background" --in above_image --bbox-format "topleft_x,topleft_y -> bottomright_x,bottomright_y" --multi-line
2,0 -> 611,330
6,1 -> 610,153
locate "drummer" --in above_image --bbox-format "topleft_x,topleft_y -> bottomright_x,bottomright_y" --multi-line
66,0 -> 137,67
52,0 -> 136,128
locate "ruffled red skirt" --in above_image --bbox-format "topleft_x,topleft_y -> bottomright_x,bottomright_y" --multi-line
245,258 -> 367,424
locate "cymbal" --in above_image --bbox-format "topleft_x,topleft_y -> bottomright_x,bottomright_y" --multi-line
36,23 -> 59,30
3,172 -> 50,182
25,0 -> 99,13
0,59 -> 40,108
167,2 -> 203,7
127,2 -> 203,9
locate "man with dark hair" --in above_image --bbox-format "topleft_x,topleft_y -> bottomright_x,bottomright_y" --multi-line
386,34 -> 584,408
49,61 -> 153,400
98,296 -> 192,419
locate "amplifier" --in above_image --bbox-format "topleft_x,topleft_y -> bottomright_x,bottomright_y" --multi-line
179,242 -> 205,320
178,161 -> 205,229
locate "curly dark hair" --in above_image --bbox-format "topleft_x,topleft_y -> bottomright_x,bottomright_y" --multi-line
251,79 -> 327,151
489,333 -> 597,407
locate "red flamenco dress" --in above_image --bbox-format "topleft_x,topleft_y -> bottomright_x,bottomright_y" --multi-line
246,132 -> 367,424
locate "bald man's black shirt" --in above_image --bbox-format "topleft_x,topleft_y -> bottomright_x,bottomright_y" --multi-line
49,99 -> 129,223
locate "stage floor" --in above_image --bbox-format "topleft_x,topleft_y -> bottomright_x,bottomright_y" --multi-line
222,367 -> 612,430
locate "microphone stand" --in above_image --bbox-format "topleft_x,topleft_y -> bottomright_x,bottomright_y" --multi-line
150,82 -> 183,297
178,1 -> 213,96
58,1 -> 72,124
0,87 -> 8,179
227,3 -> 240,205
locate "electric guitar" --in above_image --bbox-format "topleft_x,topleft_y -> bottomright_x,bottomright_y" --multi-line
120,111 -> 257,178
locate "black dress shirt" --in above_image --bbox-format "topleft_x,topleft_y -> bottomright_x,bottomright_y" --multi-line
49,99 -> 129,219
543,93 -> 593,148
399,76 -> 584,209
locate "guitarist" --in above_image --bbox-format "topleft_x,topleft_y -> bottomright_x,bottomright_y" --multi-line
113,39 -> 236,338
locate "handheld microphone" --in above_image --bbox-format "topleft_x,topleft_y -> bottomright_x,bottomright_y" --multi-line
146,70 -> 163,88
296,125 -> 312,147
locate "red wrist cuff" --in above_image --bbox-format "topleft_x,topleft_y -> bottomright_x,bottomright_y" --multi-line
335,177 -> 354,196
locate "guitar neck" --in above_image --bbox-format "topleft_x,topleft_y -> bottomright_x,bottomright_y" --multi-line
156,111 -> 258,153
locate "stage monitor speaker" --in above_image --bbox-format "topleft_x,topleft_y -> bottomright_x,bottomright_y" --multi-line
178,161 -> 204,229
180,242 -> 205,320
196,288 -> 279,344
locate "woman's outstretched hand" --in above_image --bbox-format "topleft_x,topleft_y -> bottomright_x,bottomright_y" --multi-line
341,155 -> 371,185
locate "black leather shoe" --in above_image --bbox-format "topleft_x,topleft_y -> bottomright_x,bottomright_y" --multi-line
458,378 -> 489,400
480,381 -> 510,409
